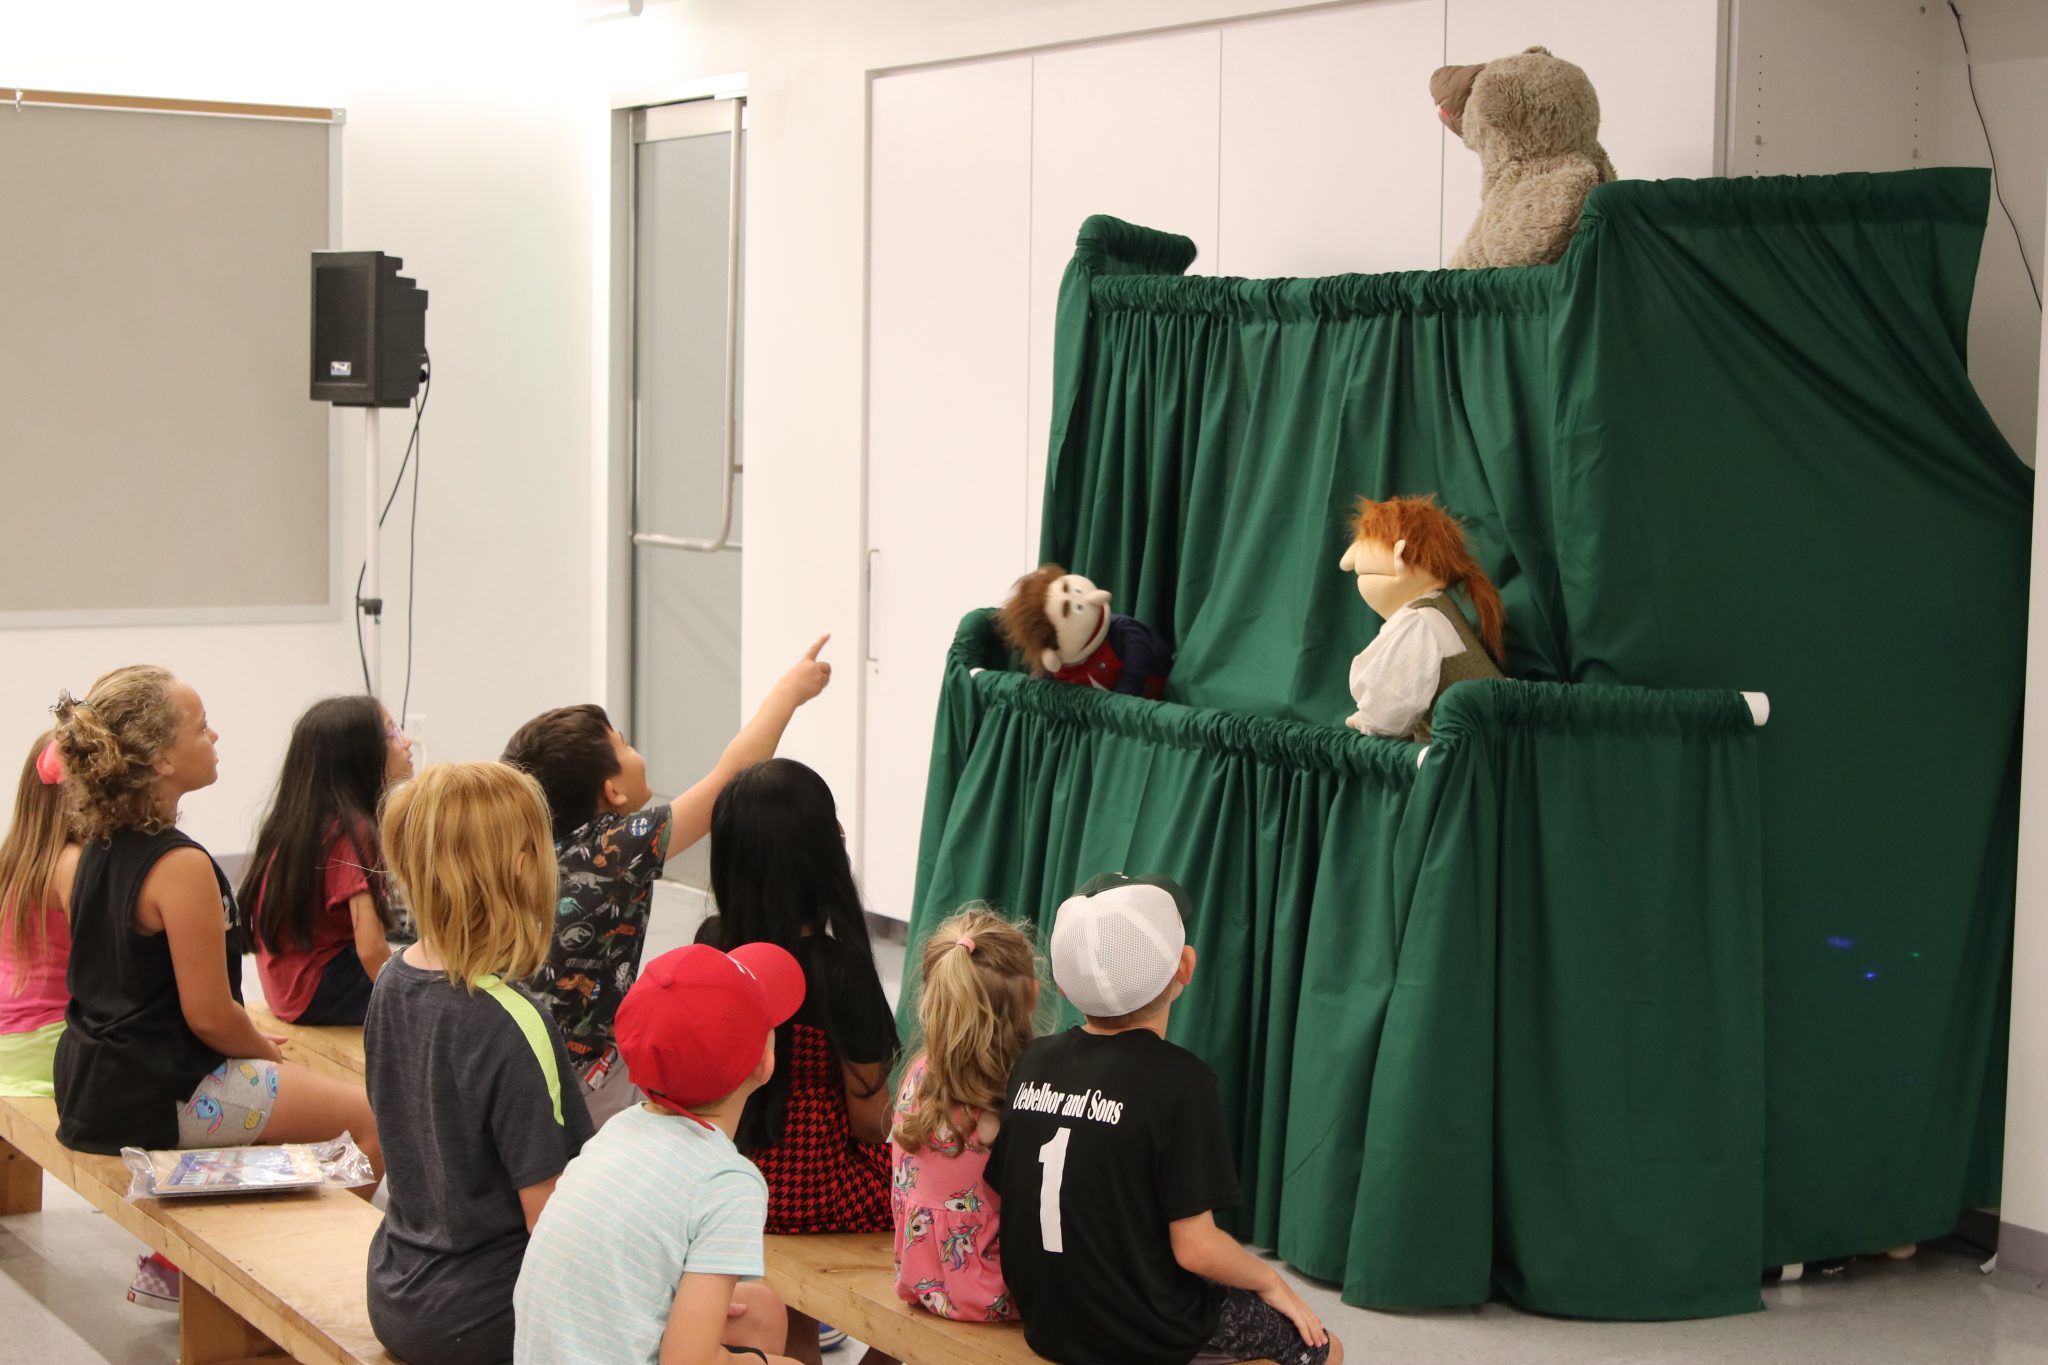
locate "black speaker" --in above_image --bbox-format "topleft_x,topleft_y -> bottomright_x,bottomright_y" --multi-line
310,251 -> 428,407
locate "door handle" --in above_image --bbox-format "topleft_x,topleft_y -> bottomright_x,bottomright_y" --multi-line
866,548 -> 880,666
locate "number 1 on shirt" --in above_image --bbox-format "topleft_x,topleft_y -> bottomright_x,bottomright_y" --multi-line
1039,1127 -> 1071,1253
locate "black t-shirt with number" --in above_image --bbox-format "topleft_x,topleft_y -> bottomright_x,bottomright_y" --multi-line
986,1028 -> 1241,1365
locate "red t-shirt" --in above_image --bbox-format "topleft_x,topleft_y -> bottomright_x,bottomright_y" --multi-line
254,829 -> 373,1022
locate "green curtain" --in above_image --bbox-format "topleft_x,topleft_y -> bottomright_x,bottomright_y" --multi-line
1336,682 -> 1765,1319
1545,175 -> 2031,1264
904,169 -> 2031,1318
907,615 -> 1767,1319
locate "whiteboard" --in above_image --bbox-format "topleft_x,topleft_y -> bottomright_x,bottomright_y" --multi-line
0,103 -> 337,624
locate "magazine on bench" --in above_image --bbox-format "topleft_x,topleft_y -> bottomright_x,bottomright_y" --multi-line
120,1132 -> 375,1199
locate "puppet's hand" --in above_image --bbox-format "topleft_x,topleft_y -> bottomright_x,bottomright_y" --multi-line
1345,712 -> 1367,732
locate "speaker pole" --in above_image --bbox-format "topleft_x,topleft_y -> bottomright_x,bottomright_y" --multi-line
361,408 -> 383,699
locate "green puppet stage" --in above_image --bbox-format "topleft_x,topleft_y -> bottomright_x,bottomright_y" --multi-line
899,169 -> 2032,1320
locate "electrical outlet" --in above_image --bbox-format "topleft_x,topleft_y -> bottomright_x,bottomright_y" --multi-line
403,713 -> 427,767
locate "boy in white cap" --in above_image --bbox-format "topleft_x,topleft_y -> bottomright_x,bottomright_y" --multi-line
513,943 -> 808,1364
987,874 -> 1341,1365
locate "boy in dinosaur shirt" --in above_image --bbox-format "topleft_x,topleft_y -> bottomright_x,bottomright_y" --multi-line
502,638 -> 830,1125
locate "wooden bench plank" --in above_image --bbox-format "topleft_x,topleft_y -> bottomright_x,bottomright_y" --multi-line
766,1232 -> 1280,1365
183,1273 -> 289,1364
0,1096 -> 396,1365
247,1005 -> 368,1084
764,1233 -> 1045,1365
1,1126 -> 42,1214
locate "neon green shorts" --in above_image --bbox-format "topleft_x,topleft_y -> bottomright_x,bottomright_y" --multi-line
0,1020 -> 64,1098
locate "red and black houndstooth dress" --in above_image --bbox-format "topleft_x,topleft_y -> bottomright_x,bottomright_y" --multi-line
750,1022 -> 891,1234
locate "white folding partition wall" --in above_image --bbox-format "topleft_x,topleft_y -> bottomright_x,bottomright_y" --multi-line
1218,2 -> 1447,281
863,0 -> 1726,922
865,60 -> 1035,923
1023,30 -> 1226,567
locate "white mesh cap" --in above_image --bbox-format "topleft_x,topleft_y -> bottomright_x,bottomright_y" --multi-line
1049,873 -> 1190,1019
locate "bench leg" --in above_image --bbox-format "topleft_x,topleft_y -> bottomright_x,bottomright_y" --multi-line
179,1275 -> 286,1365
0,1134 -> 41,1215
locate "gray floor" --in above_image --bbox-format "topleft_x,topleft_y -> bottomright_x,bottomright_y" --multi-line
6,909 -> 2046,1362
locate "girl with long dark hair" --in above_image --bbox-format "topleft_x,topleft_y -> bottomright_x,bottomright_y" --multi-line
239,695 -> 414,1025
696,758 -> 899,1361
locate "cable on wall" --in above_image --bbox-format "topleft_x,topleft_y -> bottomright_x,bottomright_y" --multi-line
1948,1 -> 2043,310
353,359 -> 432,698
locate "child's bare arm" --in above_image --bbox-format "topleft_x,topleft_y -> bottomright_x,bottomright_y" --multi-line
660,1274 -> 800,1365
348,891 -> 390,981
1168,1210 -> 1329,1348
841,1059 -> 892,1145
153,849 -> 283,1063
666,637 -> 833,851
518,1175 -> 560,1232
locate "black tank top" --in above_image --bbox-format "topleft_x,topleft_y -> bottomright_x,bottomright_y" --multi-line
54,827 -> 244,1153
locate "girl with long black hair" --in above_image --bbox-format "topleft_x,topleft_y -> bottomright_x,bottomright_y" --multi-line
695,758 -> 900,1360
238,695 -> 413,1024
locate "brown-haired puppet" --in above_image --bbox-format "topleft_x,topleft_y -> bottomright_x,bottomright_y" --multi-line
997,565 -> 1170,699
1339,496 -> 1505,741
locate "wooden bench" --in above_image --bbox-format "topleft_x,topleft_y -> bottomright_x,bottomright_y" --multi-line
248,1004 -> 370,1084
765,1233 -> 1280,1365
767,1232 -> 1049,1365
0,1094 -> 396,1364
218,1012 -> 1281,1365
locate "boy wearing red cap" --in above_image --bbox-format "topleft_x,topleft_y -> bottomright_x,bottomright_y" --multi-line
513,943 -> 809,1365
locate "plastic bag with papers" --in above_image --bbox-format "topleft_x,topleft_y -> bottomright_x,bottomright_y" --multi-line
121,1131 -> 375,1199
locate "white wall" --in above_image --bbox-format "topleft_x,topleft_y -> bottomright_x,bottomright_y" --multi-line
4,1 -> 601,855
2001,185 -> 2048,1257
1733,0 -> 2046,461
581,0 -> 1368,870
1929,0 -> 2048,467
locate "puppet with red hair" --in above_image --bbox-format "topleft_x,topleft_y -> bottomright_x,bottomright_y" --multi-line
997,565 -> 1171,699
1339,495 -> 1506,741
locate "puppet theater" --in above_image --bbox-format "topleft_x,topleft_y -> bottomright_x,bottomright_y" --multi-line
894,169 -> 2032,1321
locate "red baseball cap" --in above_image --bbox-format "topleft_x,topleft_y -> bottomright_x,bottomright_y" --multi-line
615,942 -> 806,1111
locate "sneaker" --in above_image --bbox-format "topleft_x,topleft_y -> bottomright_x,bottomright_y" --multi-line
818,1323 -> 848,1353
127,1252 -> 180,1311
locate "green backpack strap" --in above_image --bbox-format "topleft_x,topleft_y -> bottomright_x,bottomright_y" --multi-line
476,974 -> 564,1126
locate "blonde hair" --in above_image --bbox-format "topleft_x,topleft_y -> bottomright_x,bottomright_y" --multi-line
53,666 -> 182,842
381,762 -> 558,991
0,731 -> 73,993
895,906 -> 1040,1153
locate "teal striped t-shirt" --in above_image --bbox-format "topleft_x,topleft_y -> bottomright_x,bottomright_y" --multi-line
513,1103 -> 769,1364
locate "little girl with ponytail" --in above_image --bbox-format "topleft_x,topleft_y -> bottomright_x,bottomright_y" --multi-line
889,907 -> 1041,1322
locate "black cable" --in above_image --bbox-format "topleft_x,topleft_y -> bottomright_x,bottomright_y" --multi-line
1949,1 -> 2042,309
353,561 -> 373,694
400,357 -> 428,724
352,364 -> 432,699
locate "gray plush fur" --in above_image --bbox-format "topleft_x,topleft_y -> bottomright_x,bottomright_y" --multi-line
1446,46 -> 1616,269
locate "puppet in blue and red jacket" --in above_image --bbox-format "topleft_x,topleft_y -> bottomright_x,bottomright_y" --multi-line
997,564 -> 1171,700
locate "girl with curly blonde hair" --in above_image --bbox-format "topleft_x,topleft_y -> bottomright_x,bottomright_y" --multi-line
50,667 -> 380,1180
